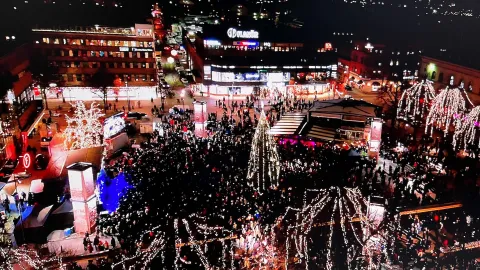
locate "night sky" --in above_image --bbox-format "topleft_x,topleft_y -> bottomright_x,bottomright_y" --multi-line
0,0 -> 480,55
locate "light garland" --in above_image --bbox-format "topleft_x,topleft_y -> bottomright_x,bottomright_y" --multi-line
0,246 -> 62,270
397,80 -> 436,121
279,187 -> 389,270
247,110 -> 281,193
63,101 -> 104,150
425,86 -> 467,136
452,106 -> 480,149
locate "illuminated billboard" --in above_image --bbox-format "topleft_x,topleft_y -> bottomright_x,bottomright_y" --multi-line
104,113 -> 126,139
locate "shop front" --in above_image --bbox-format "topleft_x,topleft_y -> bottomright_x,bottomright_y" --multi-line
60,86 -> 157,101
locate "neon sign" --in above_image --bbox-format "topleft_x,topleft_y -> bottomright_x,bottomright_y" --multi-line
23,153 -> 31,169
227,28 -> 259,39
233,41 -> 259,46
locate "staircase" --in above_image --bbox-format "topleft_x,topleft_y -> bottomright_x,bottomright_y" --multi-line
269,112 -> 306,136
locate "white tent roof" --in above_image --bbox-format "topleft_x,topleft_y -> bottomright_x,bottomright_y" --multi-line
47,230 -> 66,242
29,179 -> 44,194
19,205 -> 53,229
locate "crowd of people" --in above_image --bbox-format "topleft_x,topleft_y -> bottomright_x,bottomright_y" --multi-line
92,92 -> 480,269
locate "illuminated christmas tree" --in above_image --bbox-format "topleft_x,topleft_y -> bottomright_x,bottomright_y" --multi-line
425,87 -> 467,136
247,110 -> 280,192
397,80 -> 436,121
63,101 -> 104,150
453,106 -> 480,149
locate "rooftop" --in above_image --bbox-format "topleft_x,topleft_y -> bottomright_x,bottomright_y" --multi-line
423,51 -> 480,71
32,26 -> 136,36
66,162 -> 93,171
310,98 -> 379,118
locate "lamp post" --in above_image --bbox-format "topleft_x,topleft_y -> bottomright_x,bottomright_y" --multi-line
180,90 -> 185,111
125,81 -> 131,111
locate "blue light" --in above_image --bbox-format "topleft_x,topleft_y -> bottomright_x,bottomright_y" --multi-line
97,169 -> 131,213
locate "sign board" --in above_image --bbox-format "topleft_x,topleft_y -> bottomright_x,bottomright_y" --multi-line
227,28 -> 259,39
233,41 -> 259,47
368,118 -> 382,158
23,153 -> 31,169
135,24 -> 153,37
119,47 -> 153,52
204,66 -> 212,80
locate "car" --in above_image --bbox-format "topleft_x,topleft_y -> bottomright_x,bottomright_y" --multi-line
345,85 -> 353,91
158,72 -> 164,78
180,78 -> 189,85
126,112 -> 147,120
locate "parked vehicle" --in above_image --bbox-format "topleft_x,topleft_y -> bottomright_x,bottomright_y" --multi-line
126,112 -> 147,120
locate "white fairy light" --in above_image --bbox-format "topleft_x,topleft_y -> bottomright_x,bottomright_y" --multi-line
0,246 -> 62,270
280,187 -> 388,269
397,80 -> 436,121
425,86 -> 467,136
63,101 -> 104,150
247,110 -> 281,192
453,106 -> 480,149
326,198 -> 338,270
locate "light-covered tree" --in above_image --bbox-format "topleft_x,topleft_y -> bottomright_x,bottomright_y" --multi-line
63,101 -> 104,150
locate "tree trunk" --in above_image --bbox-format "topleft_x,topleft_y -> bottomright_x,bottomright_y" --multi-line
103,88 -> 107,113
42,88 -> 49,110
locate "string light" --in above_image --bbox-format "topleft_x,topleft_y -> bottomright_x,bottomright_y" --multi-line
279,187 -> 388,269
397,80 -> 436,121
247,110 -> 281,193
425,86 -> 467,136
453,106 -> 480,149
0,246 -> 62,270
63,101 -> 104,150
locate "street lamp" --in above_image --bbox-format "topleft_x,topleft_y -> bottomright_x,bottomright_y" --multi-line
180,90 -> 185,111
125,81 -> 131,111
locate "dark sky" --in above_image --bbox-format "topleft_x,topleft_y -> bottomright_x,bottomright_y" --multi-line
1,0 -> 480,55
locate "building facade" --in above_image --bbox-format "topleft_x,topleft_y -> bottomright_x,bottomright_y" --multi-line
420,56 -> 480,95
0,43 -> 40,132
338,41 -> 420,91
32,24 -> 156,88
185,25 -> 337,97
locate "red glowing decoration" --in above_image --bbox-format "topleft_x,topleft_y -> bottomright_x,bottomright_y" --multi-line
23,153 -> 31,169
33,86 -> 40,96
